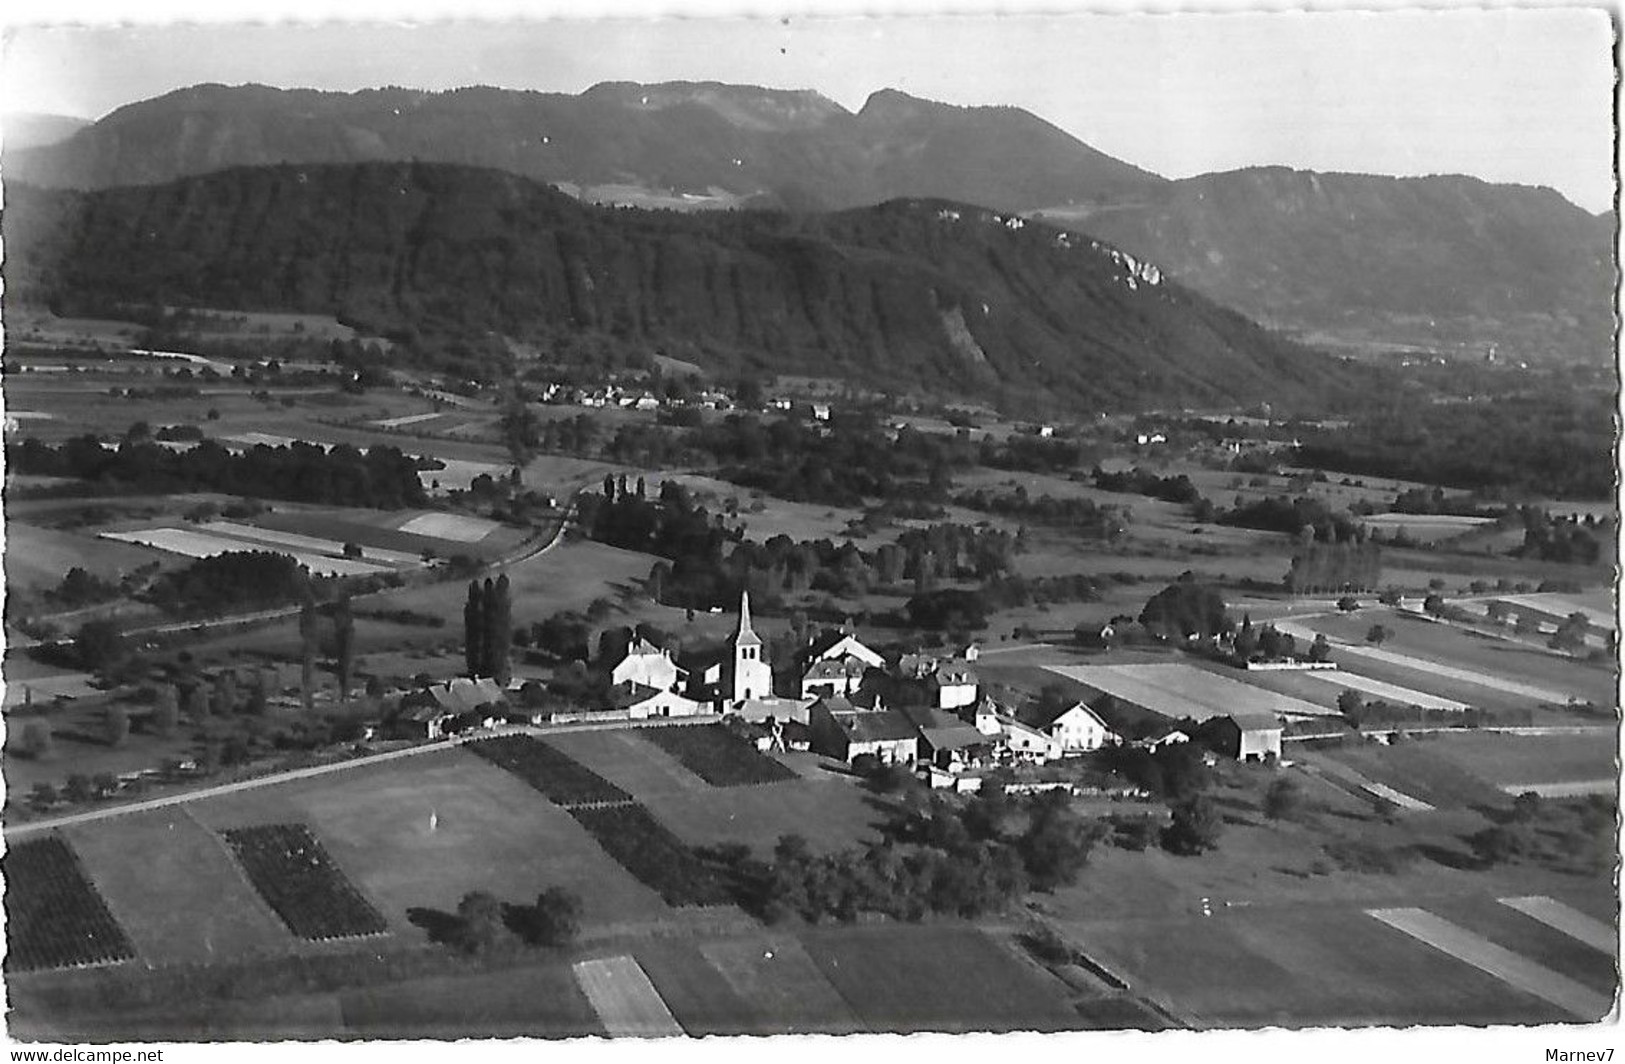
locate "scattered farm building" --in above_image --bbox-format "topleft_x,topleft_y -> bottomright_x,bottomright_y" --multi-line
1207,713 -> 1284,762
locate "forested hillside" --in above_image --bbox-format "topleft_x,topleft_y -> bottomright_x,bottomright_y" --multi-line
4,161 -> 1371,411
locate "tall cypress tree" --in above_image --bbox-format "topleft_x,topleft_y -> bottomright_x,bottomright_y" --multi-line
481,577 -> 500,678
464,580 -> 485,679
492,574 -> 513,686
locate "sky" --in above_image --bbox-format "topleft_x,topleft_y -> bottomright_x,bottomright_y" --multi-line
0,3 -> 1616,211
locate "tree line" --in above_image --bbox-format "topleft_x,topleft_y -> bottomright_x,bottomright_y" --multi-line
8,436 -> 427,509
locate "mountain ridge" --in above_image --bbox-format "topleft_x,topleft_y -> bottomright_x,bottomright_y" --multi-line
2,160 -> 1372,413
5,81 -> 1612,366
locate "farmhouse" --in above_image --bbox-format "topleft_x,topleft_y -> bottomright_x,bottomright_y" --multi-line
1033,702 -> 1119,753
807,695 -> 919,765
608,681 -> 704,719
735,695 -> 816,726
896,647 -> 980,709
999,718 -> 1063,763
1207,712 -> 1283,762
900,705 -> 994,770
394,676 -> 507,738
796,629 -> 884,698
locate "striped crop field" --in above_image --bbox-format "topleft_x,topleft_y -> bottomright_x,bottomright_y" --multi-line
1045,663 -> 1332,721
1305,670 -> 1470,712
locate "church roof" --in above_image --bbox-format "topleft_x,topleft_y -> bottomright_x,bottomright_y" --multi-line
732,590 -> 762,648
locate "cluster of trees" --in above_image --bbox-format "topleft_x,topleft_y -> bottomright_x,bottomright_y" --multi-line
952,487 -> 1124,539
600,473 -> 1020,613
1229,617 -> 1328,663
148,551 -> 311,617
463,576 -> 514,684
1283,535 -> 1384,595
1092,467 -> 1202,504
433,887 -> 582,956
1220,494 -> 1364,542
1138,576 -> 1231,641
712,788 -> 1107,924
1385,486 -> 1501,518
1293,392 -> 1613,501
43,567 -> 124,610
1513,511 -> 1606,565
1099,741 -> 1224,855
695,414 -> 969,507
8,436 -> 427,509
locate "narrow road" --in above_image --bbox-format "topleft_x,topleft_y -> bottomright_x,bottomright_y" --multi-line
6,709 -> 714,840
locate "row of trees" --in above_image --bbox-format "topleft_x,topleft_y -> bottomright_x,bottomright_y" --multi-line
8,436 -> 428,510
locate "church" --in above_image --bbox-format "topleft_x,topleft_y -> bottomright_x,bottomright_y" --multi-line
681,590 -> 775,709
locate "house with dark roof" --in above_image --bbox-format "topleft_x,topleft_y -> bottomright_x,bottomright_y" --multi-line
807,694 -> 919,765
898,704 -> 994,770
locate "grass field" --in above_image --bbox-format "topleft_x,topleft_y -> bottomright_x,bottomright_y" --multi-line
183,748 -> 671,935
697,935 -> 864,1033
1307,739 -> 1510,810
1076,904 -> 1569,1027
1417,732 -> 1618,791
338,960 -> 603,1038
5,521 -> 167,592
799,924 -> 1083,1033
66,809 -> 294,966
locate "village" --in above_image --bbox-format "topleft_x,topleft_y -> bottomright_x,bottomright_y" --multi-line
398,589 -> 1282,787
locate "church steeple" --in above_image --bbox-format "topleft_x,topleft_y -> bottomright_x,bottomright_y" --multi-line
727,588 -> 770,702
733,589 -> 762,648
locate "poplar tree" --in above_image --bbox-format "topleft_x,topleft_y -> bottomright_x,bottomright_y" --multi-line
464,580 -> 485,678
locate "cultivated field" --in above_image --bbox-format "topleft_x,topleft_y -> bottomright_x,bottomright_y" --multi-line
1045,662 -> 1333,721
1279,609 -> 1616,707
66,809 -> 295,966
543,728 -> 882,855
101,526 -> 393,577
1303,669 -> 1471,712
3,836 -> 136,973
183,748 -> 672,935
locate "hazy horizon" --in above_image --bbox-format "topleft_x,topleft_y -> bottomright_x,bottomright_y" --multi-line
1,10 -> 1615,212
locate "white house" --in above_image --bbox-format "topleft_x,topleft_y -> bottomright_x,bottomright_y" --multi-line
999,718 -> 1063,763
929,663 -> 979,710
1041,702 -> 1119,754
610,637 -> 681,692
